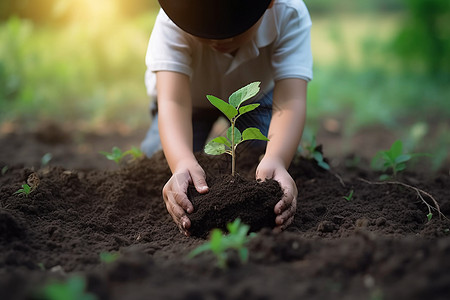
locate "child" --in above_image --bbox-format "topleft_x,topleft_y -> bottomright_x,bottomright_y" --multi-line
142,0 -> 313,236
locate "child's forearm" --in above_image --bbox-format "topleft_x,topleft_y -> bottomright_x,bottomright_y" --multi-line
156,71 -> 197,173
264,79 -> 307,168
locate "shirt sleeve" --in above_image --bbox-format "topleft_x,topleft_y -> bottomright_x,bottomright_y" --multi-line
144,9 -> 193,96
272,2 -> 313,81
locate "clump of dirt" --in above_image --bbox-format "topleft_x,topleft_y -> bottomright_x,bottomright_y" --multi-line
188,174 -> 283,238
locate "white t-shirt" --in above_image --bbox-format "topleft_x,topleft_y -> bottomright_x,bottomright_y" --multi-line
145,0 -> 313,108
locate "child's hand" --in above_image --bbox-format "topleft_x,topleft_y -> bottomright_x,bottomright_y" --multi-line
256,156 -> 298,232
162,160 -> 209,236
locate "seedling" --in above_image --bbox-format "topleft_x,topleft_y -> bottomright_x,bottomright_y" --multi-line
342,189 -> 354,201
100,146 -> 144,165
99,251 -> 120,264
188,218 -> 254,269
1,165 -> 8,175
204,82 -> 269,176
99,146 -> 124,164
14,183 -> 33,197
371,140 -> 429,180
298,135 -> 330,170
37,275 -> 97,300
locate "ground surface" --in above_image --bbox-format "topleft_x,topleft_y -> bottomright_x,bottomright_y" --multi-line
0,122 -> 449,300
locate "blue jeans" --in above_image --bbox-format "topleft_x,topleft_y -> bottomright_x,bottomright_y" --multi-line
141,90 -> 273,157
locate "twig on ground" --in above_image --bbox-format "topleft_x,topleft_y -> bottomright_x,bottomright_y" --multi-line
358,178 -> 447,221
333,172 -> 346,188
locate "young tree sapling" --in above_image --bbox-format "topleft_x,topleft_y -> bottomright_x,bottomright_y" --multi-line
204,81 -> 269,176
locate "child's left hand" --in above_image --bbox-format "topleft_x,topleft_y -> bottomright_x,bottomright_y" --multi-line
256,156 -> 298,231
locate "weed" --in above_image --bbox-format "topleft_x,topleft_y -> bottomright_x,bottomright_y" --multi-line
371,140 -> 429,180
343,189 -> 354,201
37,275 -> 97,300
99,146 -> 143,165
204,82 -> 269,176
188,218 -> 254,269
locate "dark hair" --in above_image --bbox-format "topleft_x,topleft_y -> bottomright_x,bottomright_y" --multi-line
158,0 -> 272,39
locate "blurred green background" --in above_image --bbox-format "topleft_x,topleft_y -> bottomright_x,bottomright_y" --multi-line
0,0 -> 449,166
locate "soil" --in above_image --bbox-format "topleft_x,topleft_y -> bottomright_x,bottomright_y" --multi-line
188,173 -> 282,238
0,122 -> 449,300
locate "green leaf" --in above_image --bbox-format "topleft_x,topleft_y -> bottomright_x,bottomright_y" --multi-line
395,154 -> 411,164
389,140 -> 403,157
41,276 -> 97,300
427,212 -> 433,221
206,95 -> 238,121
14,184 -> 32,196
227,218 -> 241,234
188,243 -> 212,258
318,160 -> 330,170
210,229 -> 225,254
123,146 -> 144,160
227,127 -> 242,145
99,146 -> 124,164
241,128 -> 269,142
228,81 -> 260,108
209,136 -> 231,148
312,152 -> 330,170
238,103 -> 260,116
204,140 -> 227,155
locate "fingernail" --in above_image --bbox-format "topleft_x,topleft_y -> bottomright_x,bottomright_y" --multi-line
182,221 -> 186,228
187,207 -> 192,213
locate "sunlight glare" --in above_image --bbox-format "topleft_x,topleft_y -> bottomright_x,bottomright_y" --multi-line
54,0 -> 120,23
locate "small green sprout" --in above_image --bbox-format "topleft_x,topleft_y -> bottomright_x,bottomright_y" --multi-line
188,218 -> 254,269
99,251 -> 120,264
99,146 -> 124,164
342,189 -> 354,201
204,82 -> 269,176
1,165 -> 8,175
427,212 -> 433,221
298,135 -> 330,170
14,183 -> 33,197
38,275 -> 97,300
99,146 -> 144,165
371,140 -> 429,180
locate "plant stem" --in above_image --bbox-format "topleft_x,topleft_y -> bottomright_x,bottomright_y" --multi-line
231,122 -> 236,176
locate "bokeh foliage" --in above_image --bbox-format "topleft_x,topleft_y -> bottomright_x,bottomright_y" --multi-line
0,0 -> 448,142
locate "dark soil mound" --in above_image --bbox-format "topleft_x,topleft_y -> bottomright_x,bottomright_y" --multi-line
188,174 -> 282,238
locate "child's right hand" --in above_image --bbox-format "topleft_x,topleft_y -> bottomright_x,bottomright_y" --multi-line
162,160 -> 209,236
